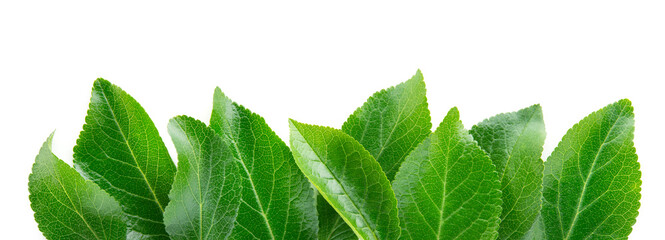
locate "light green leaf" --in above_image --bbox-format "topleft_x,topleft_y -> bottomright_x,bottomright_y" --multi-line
289,120 -> 400,240
522,215 -> 545,240
210,89 -> 317,240
73,79 -> 176,239
470,105 -> 545,240
342,69 -> 431,181
541,99 -> 641,239
393,107 -> 502,240
30,133 -> 126,240
319,70 -> 431,239
164,116 -> 242,240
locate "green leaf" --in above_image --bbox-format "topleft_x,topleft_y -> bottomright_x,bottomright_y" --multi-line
319,70 -> 431,239
317,194 -> 356,240
210,88 -> 317,240
470,105 -> 546,240
164,116 -> 242,240
392,107 -> 502,240
30,133 -> 126,240
73,79 -> 176,239
541,99 -> 641,239
342,69 -> 431,181
289,119 -> 400,240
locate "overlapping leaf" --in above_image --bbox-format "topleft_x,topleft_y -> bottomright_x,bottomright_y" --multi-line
541,99 -> 641,239
73,79 -> 176,239
393,107 -> 502,240
289,120 -> 400,240
210,89 -> 317,240
318,70 -> 431,240
342,69 -> 431,181
523,215 -> 545,240
316,193 -> 357,240
470,105 -> 545,240
164,116 -> 242,240
29,133 -> 126,240
27,75 -> 644,240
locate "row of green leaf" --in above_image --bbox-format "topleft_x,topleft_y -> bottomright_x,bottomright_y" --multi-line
29,71 -> 641,240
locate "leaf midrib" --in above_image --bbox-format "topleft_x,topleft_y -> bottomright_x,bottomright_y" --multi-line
293,123 -> 380,240
435,141 -> 450,240
47,164 -> 102,240
495,109 -> 540,230
230,138 -> 276,240
98,86 -> 165,213
562,107 -> 626,239
372,96 -> 410,174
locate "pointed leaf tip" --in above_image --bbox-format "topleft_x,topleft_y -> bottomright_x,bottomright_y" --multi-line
542,100 -> 640,239
448,106 -> 459,115
469,104 -> 546,239
393,106 -> 502,240
442,107 -> 460,124
165,115 -> 241,240
318,71 -> 432,239
93,77 -> 112,87
30,134 -> 126,240
74,79 -> 176,238
617,98 -> 633,109
211,93 -> 318,239
414,69 -> 423,78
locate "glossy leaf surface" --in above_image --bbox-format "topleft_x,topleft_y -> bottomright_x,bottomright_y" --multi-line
30,134 -> 126,240
393,108 -> 502,240
210,89 -> 317,240
164,116 -> 241,240
470,105 -> 545,240
73,79 -> 176,239
289,120 -> 400,240
541,99 -> 641,239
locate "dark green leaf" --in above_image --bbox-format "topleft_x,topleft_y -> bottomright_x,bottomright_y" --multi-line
342,69 -> 431,181
164,116 -> 242,240
470,105 -> 545,240
30,133 -> 126,240
73,79 -> 176,239
393,107 -> 502,240
317,194 -> 356,240
210,89 -> 317,240
541,99 -> 641,239
289,120 -> 400,240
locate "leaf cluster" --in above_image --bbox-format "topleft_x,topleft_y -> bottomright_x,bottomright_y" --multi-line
29,72 -> 641,240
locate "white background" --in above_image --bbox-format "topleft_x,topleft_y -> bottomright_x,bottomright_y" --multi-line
1,1 -> 663,239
